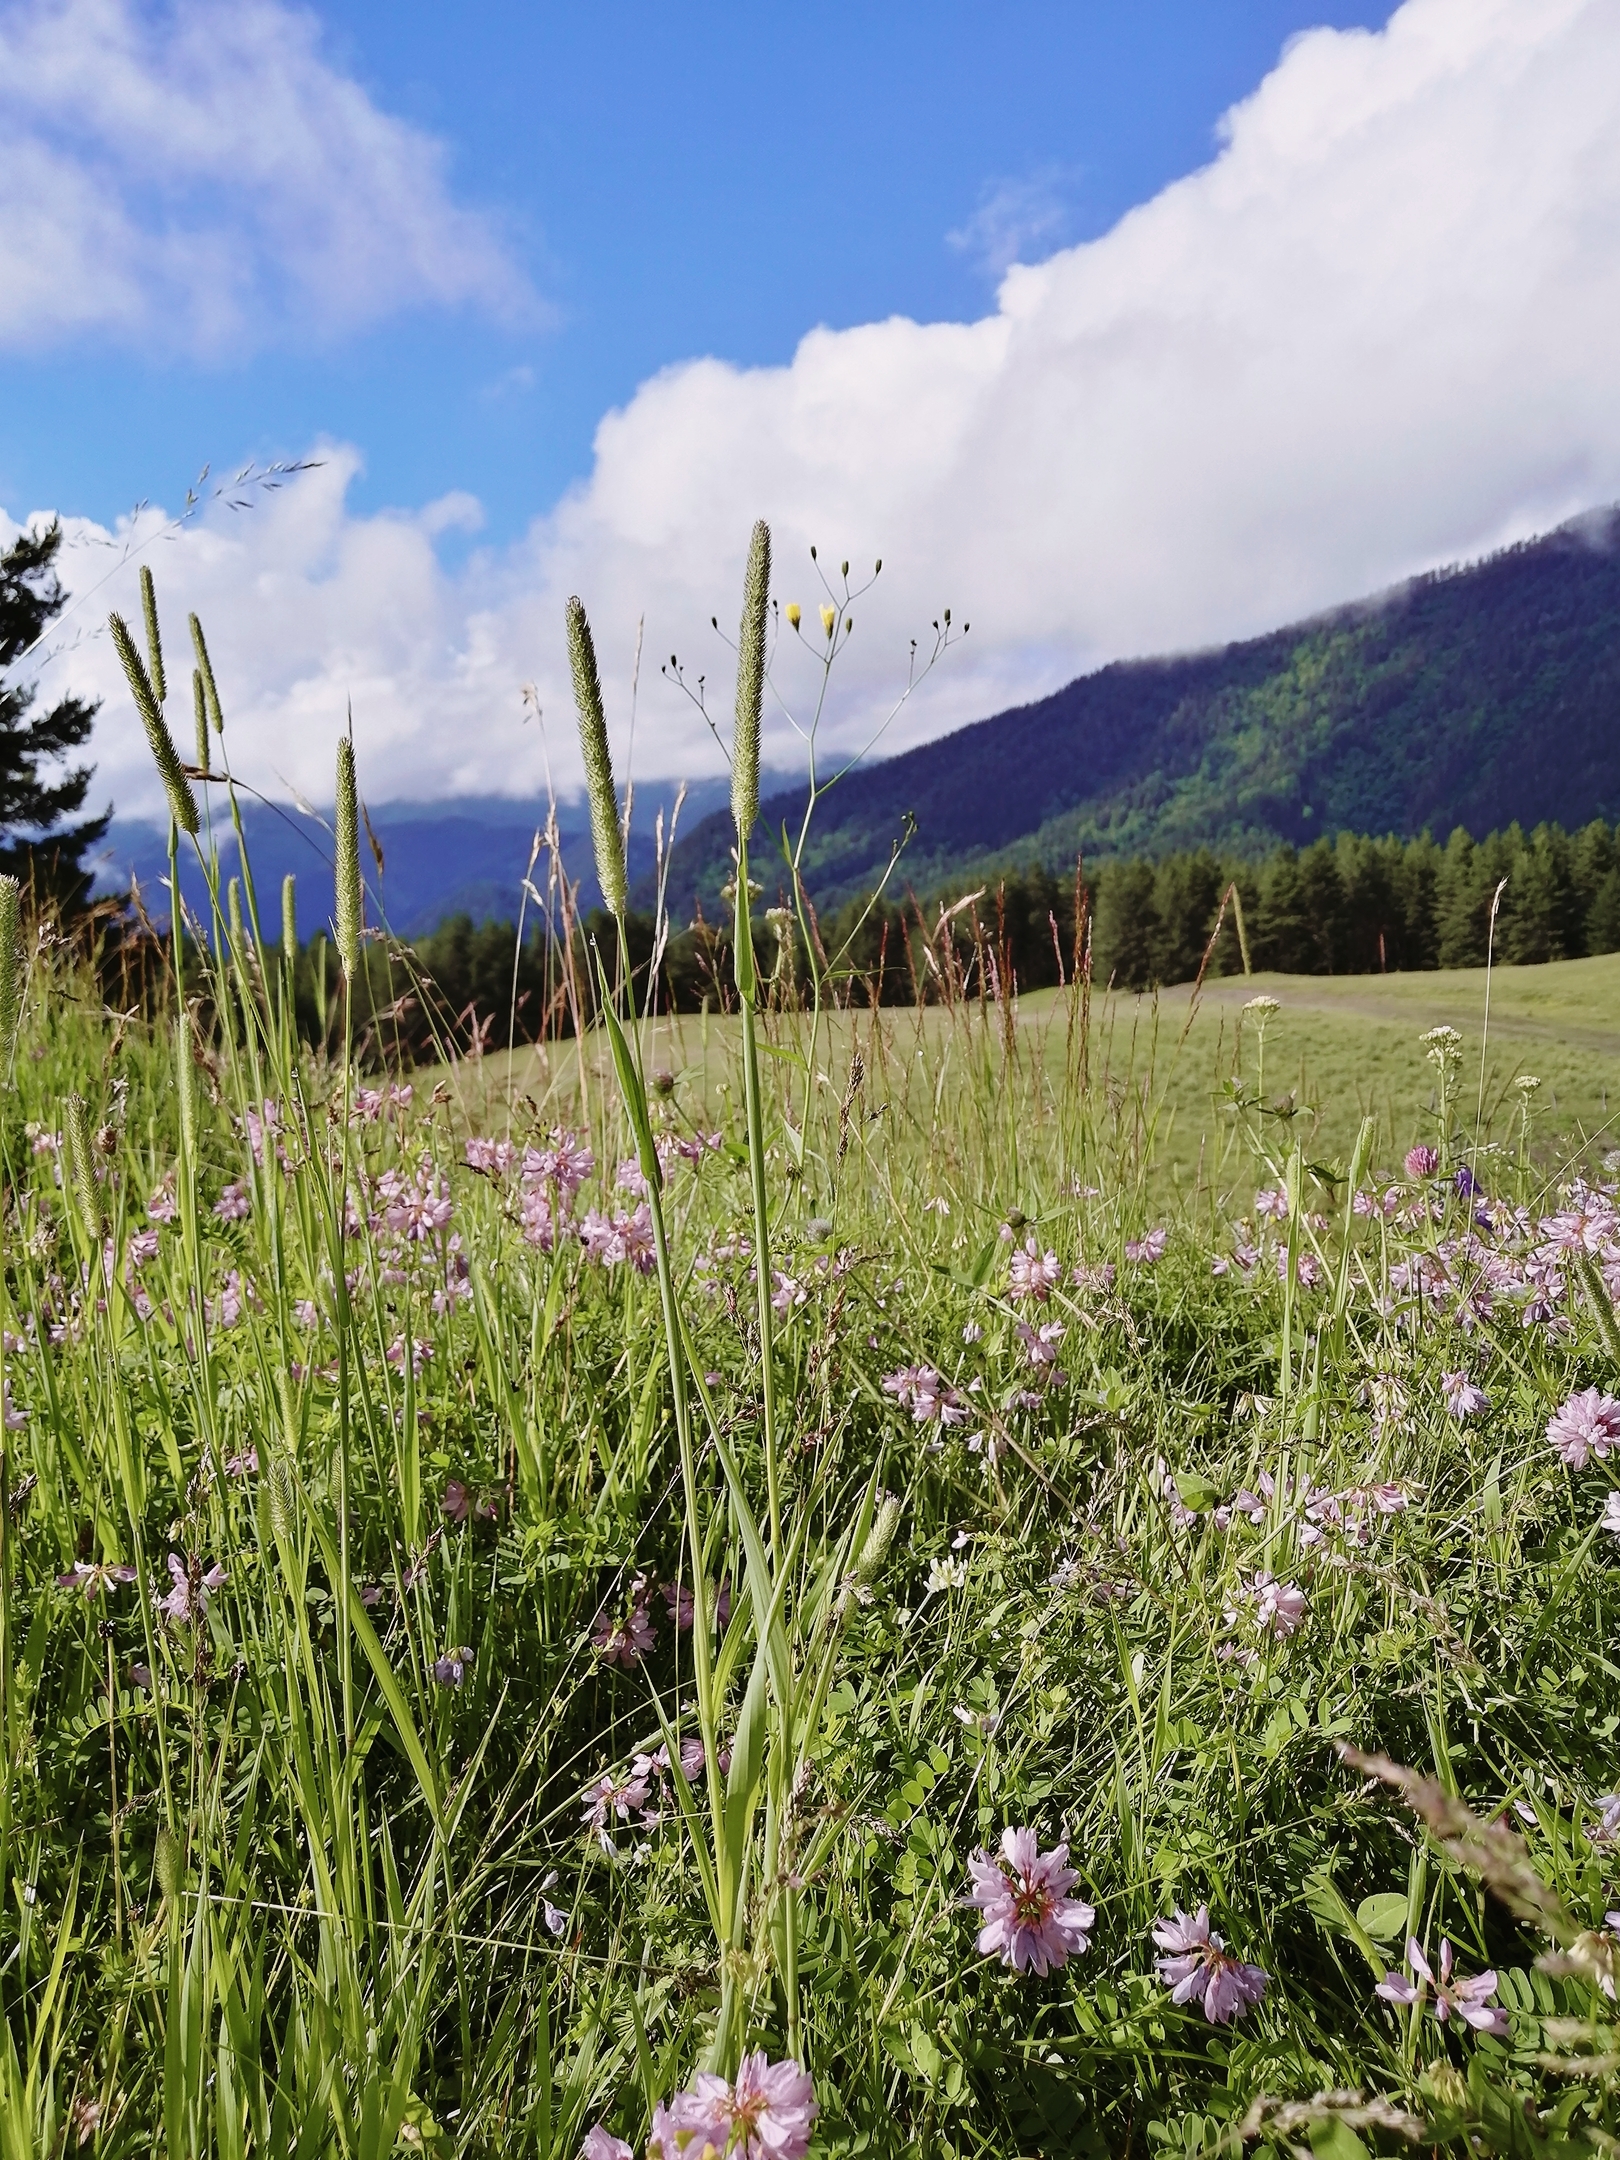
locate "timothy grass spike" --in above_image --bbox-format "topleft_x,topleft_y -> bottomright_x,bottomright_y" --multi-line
566,596 -> 626,919
109,613 -> 198,835
0,874 -> 21,1076
189,613 -> 224,733
732,519 -> 770,837
282,874 -> 297,963
63,1093 -> 103,1241
334,736 -> 363,981
139,564 -> 166,706
192,669 -> 209,775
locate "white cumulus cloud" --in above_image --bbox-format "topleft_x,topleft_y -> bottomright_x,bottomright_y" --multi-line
0,0 -> 534,353
14,0 -> 1620,824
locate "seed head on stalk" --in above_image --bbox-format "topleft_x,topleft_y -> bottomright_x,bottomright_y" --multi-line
189,613 -> 224,735
139,565 -> 166,706
110,613 -> 198,835
192,670 -> 209,774
64,1093 -> 103,1241
566,596 -> 626,919
281,874 -> 297,962
334,735 -> 362,982
0,874 -> 22,1078
733,519 -> 770,838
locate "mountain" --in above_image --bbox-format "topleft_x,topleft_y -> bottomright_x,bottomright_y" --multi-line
93,774 -> 779,938
654,505 -> 1620,915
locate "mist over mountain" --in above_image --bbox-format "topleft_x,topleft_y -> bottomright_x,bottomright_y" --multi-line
654,505 -> 1620,916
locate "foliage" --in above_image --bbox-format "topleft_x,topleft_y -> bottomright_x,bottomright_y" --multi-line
0,523 -> 106,902
658,507 -> 1620,915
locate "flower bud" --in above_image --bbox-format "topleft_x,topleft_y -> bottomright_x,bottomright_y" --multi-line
334,736 -> 363,982
565,596 -> 627,919
732,519 -> 769,838
110,613 -> 198,835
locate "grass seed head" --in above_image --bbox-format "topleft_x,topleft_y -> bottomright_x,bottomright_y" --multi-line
281,874 -> 297,960
63,1093 -> 103,1241
334,735 -> 363,981
192,669 -> 209,774
110,612 -> 198,835
0,874 -> 21,1077
733,519 -> 770,837
566,596 -> 627,919
139,564 -> 166,706
188,612 -> 223,733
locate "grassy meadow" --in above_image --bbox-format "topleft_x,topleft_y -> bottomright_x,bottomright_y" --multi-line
7,547 -> 1620,2160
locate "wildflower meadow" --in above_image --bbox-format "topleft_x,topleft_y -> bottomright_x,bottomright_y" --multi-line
4,533 -> 1620,2157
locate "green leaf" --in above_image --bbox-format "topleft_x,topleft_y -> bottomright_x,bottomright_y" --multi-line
1355,1892 -> 1410,1942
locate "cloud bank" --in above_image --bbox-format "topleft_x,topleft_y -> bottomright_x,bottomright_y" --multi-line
0,0 -> 532,353
15,0 -> 1620,822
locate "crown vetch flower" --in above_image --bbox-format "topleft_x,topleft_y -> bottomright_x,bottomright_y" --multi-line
1442,1370 -> 1489,1417
966,1826 -> 1095,1975
1548,1387 -> 1620,1469
1375,1936 -> 1508,2034
579,2127 -> 633,2160
648,2051 -> 816,2160
1152,1905 -> 1270,2024
1405,1146 -> 1439,1178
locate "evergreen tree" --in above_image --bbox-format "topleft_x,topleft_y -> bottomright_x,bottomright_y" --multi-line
0,523 -> 106,901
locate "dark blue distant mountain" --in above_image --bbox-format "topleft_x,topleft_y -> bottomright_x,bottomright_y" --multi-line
92,774 -> 771,937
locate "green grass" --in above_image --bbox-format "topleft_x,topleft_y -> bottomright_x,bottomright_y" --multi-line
5,885 -> 1620,2160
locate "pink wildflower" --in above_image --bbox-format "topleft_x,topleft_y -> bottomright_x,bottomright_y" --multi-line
1125,1227 -> 1169,1264
432,1645 -> 474,1687
1015,1319 -> 1066,1368
965,1826 -> 1095,1975
1376,1937 -> 1508,2034
664,1580 -> 695,1632
580,2131 -> 634,2160
147,1183 -> 178,1222
649,2052 -> 817,2160
1548,1387 -> 1620,1468
1251,1574 -> 1308,1638
1600,1493 -> 1620,1537
156,1553 -> 227,1624
1254,1186 -> 1289,1221
213,1183 -> 251,1222
1405,1146 -> 1439,1178
1007,1237 -> 1062,1301
56,1560 -> 138,1599
1153,1905 -> 1270,2023
591,1592 -> 656,1669
581,1770 -> 650,1832
1442,1370 -> 1489,1417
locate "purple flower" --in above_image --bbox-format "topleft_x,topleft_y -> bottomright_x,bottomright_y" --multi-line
664,1580 -> 695,1632
1152,1905 -> 1270,2023
581,1771 -> 650,1833
223,1448 -> 258,1477
591,1582 -> 656,1669
1375,1937 -> 1508,2034
156,1553 -> 227,1624
1601,1493 -> 1620,1538
881,1364 -> 965,1426
432,1646 -> 475,1687
56,1560 -> 138,1600
1405,1146 -> 1439,1179
1549,1387 -> 1620,1468
1442,1370 -> 1489,1418
1007,1237 -> 1062,1301
442,1478 -> 472,1525
213,1183 -> 251,1222
965,1826 -> 1095,1976
1251,1573 -> 1309,1638
1125,1227 -> 1168,1264
580,2130 -> 634,2160
649,2051 -> 816,2160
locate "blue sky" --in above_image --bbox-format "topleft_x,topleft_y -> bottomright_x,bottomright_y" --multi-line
0,0 -> 1387,547
4,0 -> 1618,819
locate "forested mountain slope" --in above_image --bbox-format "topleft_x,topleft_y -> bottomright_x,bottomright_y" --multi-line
657,506 -> 1620,912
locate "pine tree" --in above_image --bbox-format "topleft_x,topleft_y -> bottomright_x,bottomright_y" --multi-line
0,522 -> 107,901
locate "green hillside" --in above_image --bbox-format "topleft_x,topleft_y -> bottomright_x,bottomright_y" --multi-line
656,505 -> 1620,912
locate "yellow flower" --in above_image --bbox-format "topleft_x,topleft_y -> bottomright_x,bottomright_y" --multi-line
785,603 -> 801,631
820,604 -> 836,639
